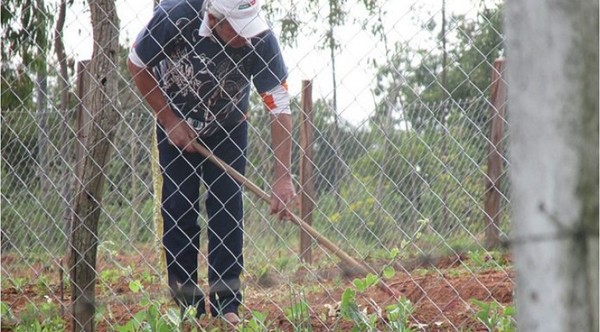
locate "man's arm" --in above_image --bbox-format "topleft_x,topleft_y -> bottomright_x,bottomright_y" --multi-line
270,113 -> 296,220
127,58 -> 197,152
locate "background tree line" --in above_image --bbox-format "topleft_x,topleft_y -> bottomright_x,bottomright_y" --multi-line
1,0 -> 506,253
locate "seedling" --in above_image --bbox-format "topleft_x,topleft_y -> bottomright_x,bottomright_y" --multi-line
471,299 -> 515,332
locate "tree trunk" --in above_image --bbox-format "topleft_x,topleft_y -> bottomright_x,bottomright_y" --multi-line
54,0 -> 73,242
36,71 -> 49,192
68,0 -> 120,330
328,21 -> 343,211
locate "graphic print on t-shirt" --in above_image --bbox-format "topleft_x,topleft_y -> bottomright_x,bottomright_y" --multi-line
160,17 -> 251,137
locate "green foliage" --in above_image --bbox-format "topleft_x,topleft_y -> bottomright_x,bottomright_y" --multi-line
372,3 -> 504,129
100,198 -> 155,243
385,298 -> 415,332
15,302 -> 66,332
1,66 -> 34,112
340,288 -> 378,331
283,298 -> 312,332
34,275 -> 52,294
1,301 -> 17,327
1,189 -> 69,252
471,299 -> 515,332
382,265 -> 395,279
130,280 -> 144,293
115,282 -> 201,332
339,274 -> 380,332
467,250 -> 507,271
7,276 -> 28,293
237,311 -> 271,332
352,273 -> 378,292
100,268 -> 125,285
310,112 -> 489,250
1,111 -> 42,191
115,303 -> 186,332
1,0 -> 52,69
337,267 -> 417,331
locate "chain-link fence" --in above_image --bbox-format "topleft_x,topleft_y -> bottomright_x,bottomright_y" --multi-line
1,0 -> 512,331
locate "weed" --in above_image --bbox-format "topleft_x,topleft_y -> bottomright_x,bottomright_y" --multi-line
115,303 -> 183,332
140,271 -> 158,285
9,276 -> 28,293
284,296 -> 312,332
467,250 -> 505,270
100,268 -> 124,285
353,273 -> 379,292
340,288 -> 378,332
385,297 -> 415,332
98,240 -> 118,260
471,299 -> 515,332
16,301 -> 65,332
34,274 -> 52,294
1,301 -> 18,327
237,310 -> 272,332
115,279 -> 205,332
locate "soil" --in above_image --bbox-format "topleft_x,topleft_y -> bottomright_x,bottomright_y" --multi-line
1,246 -> 514,331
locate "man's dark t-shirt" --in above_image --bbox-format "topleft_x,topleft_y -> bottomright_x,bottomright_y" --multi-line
132,0 -> 288,136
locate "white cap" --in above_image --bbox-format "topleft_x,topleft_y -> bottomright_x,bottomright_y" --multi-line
202,0 -> 270,38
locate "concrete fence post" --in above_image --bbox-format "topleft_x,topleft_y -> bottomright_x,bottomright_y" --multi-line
506,0 -> 599,331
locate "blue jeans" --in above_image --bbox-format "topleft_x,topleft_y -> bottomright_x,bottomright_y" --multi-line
157,121 -> 247,317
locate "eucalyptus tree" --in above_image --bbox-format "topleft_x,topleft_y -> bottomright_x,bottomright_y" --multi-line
376,3 -> 504,131
367,2 -> 505,234
1,0 -> 53,191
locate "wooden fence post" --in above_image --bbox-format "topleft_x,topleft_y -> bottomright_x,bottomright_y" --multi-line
484,58 -> 507,248
299,80 -> 315,263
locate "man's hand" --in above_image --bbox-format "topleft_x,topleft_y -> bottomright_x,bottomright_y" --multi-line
159,110 -> 198,153
270,175 -> 297,220
127,59 -> 198,153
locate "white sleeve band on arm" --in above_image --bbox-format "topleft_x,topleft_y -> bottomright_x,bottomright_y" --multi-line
128,48 -> 146,68
260,83 -> 291,115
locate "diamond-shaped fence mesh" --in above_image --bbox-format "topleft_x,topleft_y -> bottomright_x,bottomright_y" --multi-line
1,0 -> 513,330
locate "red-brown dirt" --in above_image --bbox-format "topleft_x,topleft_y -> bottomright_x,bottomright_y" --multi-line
1,247 -> 514,331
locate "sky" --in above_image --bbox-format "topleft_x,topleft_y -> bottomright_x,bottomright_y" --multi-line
60,0 -> 497,126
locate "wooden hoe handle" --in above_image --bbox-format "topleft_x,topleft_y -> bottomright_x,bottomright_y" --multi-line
191,142 -> 370,276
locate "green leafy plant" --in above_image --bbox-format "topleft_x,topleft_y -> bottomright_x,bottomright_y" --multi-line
16,302 -> 65,332
140,271 -> 158,285
115,279 -> 201,332
100,268 -> 121,284
1,301 -> 18,327
9,276 -> 28,293
98,240 -> 118,260
471,299 -> 515,332
34,274 -> 52,294
340,288 -> 378,332
115,303 -> 182,332
284,298 -> 312,332
353,273 -> 379,292
237,311 -> 271,332
385,297 -> 415,332
341,273 -> 387,332
467,250 -> 505,271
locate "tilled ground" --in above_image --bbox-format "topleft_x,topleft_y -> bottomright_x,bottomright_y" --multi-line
1,247 -> 513,331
